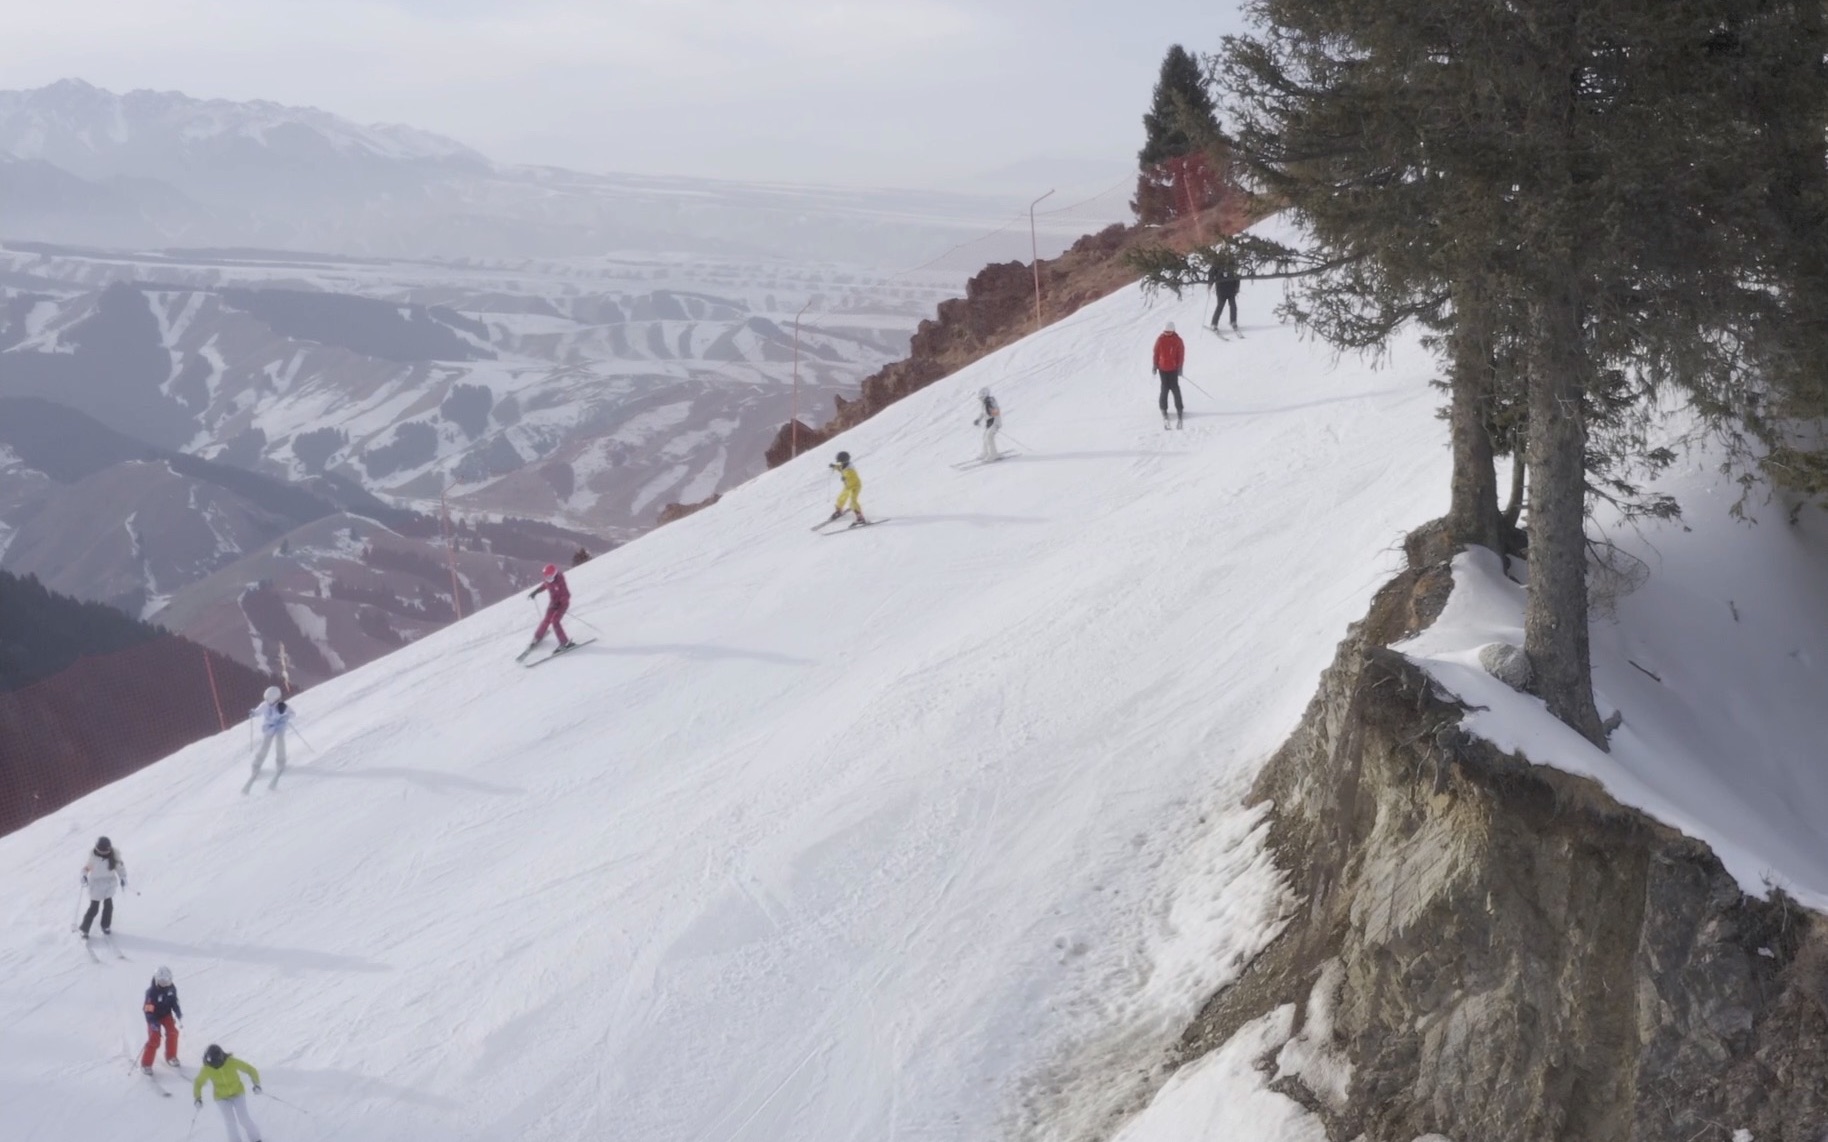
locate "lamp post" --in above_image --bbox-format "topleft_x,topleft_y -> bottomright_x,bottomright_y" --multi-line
791,299 -> 813,459
1029,189 -> 1055,332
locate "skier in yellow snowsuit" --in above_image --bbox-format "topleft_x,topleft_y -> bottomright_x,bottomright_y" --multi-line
193,1044 -> 263,1142
825,451 -> 868,526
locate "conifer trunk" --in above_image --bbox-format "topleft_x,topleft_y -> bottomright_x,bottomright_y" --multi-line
1502,448 -> 1526,531
1524,282 -> 1605,747
1445,276 -> 1503,553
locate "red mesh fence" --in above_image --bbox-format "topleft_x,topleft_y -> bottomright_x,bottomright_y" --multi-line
0,639 -> 275,837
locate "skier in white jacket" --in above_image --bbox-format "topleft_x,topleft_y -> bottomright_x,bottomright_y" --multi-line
972,387 -> 1002,462
78,836 -> 127,939
244,687 -> 293,794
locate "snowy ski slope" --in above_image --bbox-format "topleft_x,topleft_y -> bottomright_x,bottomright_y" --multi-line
0,279 -> 1456,1141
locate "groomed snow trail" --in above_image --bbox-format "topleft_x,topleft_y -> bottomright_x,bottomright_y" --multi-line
0,282 -> 1451,1142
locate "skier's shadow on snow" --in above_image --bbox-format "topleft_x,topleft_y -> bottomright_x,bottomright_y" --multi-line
289,767 -> 522,796
884,514 -> 1048,527
109,933 -> 390,974
594,643 -> 813,666
1003,450 -> 1175,461
1196,386 -> 1413,418
260,1065 -> 459,1110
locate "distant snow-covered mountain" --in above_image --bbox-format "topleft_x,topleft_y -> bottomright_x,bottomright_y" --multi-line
0,78 -> 486,177
0,80 -> 1113,267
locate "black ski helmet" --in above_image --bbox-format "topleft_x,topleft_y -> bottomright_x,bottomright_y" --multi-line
95,836 -> 111,853
203,1044 -> 226,1068
835,451 -> 850,466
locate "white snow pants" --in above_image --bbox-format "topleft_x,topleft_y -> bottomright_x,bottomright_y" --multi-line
980,421 -> 999,461
215,1094 -> 262,1142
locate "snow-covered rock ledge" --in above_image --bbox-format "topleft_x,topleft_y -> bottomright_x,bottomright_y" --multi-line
1149,516 -> 1828,1142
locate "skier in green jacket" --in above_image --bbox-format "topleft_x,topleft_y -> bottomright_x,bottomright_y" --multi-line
193,1044 -> 264,1142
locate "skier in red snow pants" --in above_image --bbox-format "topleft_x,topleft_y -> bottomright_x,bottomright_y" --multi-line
527,563 -> 574,651
140,966 -> 182,1071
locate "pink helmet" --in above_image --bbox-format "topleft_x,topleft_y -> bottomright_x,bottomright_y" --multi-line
541,563 -> 558,581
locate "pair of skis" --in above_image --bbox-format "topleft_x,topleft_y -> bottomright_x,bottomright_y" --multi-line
518,637 -> 597,667
811,515 -> 883,533
951,452 -> 1018,470
135,1056 -> 182,1098
78,930 -> 126,962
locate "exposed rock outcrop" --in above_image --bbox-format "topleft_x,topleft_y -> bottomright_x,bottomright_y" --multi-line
656,494 -> 721,526
1171,522 -> 1828,1142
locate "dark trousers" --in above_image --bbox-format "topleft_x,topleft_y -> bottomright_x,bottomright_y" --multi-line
81,897 -> 113,935
1212,292 -> 1238,327
1158,372 -> 1184,415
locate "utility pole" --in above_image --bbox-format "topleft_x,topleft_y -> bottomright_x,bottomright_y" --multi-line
1029,189 -> 1055,332
440,483 -> 464,619
791,299 -> 813,459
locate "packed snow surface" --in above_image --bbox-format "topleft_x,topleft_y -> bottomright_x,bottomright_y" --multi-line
0,279 -> 1459,1140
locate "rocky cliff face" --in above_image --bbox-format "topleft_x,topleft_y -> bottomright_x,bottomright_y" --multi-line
1171,524 -> 1828,1142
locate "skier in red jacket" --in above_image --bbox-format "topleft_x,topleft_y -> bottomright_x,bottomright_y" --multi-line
1152,322 -> 1186,428
521,563 -> 576,659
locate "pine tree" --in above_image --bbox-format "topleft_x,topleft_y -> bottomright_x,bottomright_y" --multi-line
1196,0 -> 1828,748
1132,45 -> 1224,224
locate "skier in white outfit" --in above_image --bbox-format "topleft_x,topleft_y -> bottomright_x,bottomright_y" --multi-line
244,687 -> 293,794
78,835 -> 126,938
972,387 -> 1002,462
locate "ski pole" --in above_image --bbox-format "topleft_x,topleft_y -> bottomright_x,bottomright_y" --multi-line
1183,376 -> 1216,400
567,613 -> 605,636
71,882 -> 87,931
260,1090 -> 312,1115
998,430 -> 1037,452
185,1101 -> 200,1139
288,725 -> 317,754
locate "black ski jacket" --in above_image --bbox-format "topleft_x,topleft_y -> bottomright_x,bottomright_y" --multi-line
144,982 -> 182,1023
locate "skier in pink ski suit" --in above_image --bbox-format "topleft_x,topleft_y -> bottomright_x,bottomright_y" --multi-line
526,563 -> 574,654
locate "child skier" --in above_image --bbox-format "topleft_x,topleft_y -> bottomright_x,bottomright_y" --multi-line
1152,321 -> 1186,428
78,836 -> 126,939
244,687 -> 292,794
824,451 -> 868,527
522,563 -> 576,659
972,388 -> 1002,462
193,1044 -> 263,1142
140,966 -> 183,1073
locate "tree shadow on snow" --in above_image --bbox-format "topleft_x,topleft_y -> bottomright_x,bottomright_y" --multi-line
108,933 -> 391,974
288,767 -> 522,796
593,644 -> 814,666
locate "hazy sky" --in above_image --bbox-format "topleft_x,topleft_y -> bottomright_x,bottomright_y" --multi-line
1,0 -> 1250,189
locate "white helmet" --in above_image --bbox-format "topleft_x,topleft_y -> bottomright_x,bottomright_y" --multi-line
1164,321 -> 1176,333
263,686 -> 282,703
154,966 -> 173,986
979,387 -> 990,399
